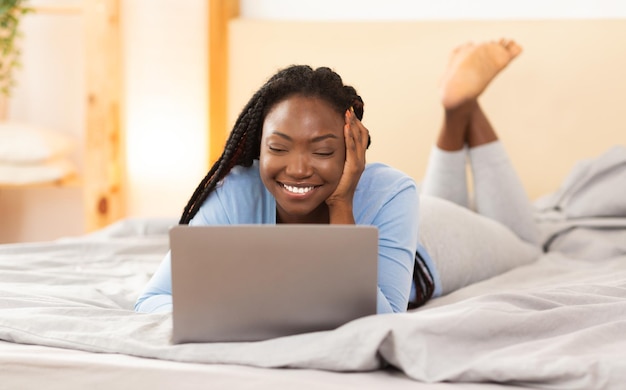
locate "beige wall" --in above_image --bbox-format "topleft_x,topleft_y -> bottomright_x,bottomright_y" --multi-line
3,5 -> 625,243
239,0 -> 626,20
229,20 -> 626,199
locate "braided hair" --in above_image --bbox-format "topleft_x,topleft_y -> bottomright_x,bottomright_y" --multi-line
179,65 -> 367,224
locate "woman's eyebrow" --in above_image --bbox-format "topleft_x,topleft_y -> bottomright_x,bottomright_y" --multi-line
271,132 -> 338,143
271,131 -> 292,141
311,134 -> 339,143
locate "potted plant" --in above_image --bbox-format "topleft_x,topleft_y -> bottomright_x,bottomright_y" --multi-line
0,0 -> 32,120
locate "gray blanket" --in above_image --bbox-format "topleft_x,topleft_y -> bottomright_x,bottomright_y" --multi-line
2,146 -> 626,389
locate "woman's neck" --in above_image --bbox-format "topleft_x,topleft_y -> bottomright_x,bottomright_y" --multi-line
276,204 -> 329,224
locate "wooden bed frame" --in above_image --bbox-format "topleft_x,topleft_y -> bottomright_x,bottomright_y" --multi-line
82,0 -> 124,231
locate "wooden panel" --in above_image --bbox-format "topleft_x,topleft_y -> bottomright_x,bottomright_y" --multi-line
83,0 -> 124,231
208,0 -> 239,164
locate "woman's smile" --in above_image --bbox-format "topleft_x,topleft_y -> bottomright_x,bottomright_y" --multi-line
280,182 -> 320,196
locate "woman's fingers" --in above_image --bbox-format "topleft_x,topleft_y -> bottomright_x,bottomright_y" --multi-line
327,108 -> 369,207
345,108 -> 369,159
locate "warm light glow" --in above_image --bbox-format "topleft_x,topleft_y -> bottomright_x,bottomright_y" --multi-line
126,98 -> 206,179
125,93 -> 207,217
123,0 -> 208,218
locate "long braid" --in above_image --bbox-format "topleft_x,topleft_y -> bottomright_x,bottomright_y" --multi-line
179,65 -> 366,224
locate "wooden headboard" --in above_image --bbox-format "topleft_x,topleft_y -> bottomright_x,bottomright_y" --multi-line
217,19 -> 626,199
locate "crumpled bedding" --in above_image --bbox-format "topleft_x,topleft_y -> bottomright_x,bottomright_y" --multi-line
1,146 -> 626,389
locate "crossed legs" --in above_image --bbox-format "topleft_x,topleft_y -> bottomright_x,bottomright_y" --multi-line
422,39 -> 539,245
419,40 -> 541,297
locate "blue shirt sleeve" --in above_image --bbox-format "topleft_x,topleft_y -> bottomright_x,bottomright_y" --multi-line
134,251 -> 173,313
133,204 -> 230,313
374,192 -> 420,313
353,163 -> 420,314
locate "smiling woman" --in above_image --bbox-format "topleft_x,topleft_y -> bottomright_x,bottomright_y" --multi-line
135,37 -> 552,318
135,64 -> 422,314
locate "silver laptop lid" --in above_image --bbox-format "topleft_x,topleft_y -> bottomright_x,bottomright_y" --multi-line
170,224 -> 378,343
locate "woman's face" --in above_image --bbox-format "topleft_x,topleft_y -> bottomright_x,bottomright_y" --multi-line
259,95 -> 346,224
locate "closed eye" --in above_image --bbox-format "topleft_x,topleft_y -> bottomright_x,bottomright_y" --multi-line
268,146 -> 287,153
314,151 -> 334,157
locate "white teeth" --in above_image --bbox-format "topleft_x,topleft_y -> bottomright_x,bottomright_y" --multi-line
283,184 -> 314,194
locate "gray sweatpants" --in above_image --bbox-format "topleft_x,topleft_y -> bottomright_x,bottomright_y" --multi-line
419,141 -> 541,296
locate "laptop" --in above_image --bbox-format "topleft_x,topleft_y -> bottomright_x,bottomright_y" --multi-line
169,224 -> 378,343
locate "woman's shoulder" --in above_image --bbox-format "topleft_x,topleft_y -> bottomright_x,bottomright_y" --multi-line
195,161 -> 273,224
215,162 -> 266,197
354,163 -> 419,224
222,162 -> 262,184
209,162 -> 268,206
360,162 -> 417,189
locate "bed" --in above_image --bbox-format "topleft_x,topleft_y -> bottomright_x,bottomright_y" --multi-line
1,153 -> 626,389
2,6 -> 626,390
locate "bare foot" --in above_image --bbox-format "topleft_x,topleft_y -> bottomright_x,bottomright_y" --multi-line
439,39 -> 522,109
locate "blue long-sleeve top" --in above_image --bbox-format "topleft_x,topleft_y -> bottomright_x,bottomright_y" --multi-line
135,161 -> 425,314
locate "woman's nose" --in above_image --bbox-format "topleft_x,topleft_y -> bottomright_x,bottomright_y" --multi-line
285,153 -> 313,178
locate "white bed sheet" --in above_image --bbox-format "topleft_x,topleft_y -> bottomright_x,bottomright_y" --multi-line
1,341 -> 518,390
1,216 -> 625,389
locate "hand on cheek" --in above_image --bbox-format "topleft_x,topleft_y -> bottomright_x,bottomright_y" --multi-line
344,107 -> 369,174
326,108 -> 369,223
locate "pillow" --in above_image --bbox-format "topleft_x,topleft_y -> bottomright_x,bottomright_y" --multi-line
0,158 -> 77,185
0,122 -> 77,164
534,145 -> 626,219
560,146 -> 626,219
